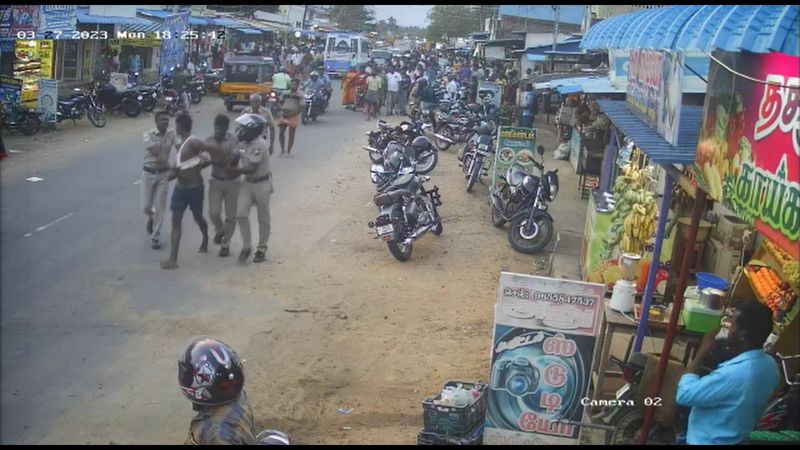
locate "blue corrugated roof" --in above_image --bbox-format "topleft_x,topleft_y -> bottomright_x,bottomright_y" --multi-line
550,76 -> 622,94
75,9 -> 154,26
527,39 -> 584,55
581,5 -> 799,56
232,28 -> 263,35
597,100 -> 703,165
207,17 -> 244,27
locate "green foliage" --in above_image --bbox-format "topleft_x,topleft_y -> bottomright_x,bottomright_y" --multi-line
328,5 -> 376,32
426,5 -> 492,41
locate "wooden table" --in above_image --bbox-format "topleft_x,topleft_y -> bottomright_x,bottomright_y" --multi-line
590,301 -> 703,402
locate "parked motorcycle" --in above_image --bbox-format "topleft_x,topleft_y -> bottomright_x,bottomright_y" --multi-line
367,162 -> 443,261
364,120 -> 438,174
93,82 -> 142,118
188,77 -> 204,104
364,120 -> 402,164
462,122 -> 495,193
198,63 -> 222,92
490,145 -> 559,254
56,88 -> 106,127
0,101 -> 41,135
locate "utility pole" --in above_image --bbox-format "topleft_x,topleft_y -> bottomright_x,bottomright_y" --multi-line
301,5 -> 308,30
551,5 -> 560,73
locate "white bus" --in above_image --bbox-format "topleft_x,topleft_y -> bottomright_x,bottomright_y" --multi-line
323,32 -> 369,77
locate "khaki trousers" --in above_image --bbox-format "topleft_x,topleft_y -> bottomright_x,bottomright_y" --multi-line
141,170 -> 170,240
208,177 -> 241,248
237,179 -> 273,252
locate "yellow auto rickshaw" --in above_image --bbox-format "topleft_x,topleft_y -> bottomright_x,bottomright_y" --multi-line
219,55 -> 276,111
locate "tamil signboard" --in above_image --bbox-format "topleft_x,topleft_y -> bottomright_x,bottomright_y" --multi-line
37,79 -> 58,123
484,272 -> 604,445
160,11 -> 190,77
38,5 -> 76,38
626,50 -> 685,146
692,50 -> 800,258
491,127 -> 538,195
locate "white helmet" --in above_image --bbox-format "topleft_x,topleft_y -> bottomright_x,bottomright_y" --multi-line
365,67 -> 372,75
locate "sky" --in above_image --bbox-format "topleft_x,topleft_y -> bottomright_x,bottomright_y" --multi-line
372,5 -> 433,28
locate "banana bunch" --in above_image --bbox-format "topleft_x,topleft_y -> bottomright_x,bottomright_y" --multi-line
782,260 -> 799,292
622,198 -> 658,254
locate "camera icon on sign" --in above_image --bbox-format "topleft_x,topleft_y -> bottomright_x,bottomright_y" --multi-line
491,357 -> 541,397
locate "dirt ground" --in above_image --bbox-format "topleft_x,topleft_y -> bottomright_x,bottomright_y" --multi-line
2,93 -> 594,444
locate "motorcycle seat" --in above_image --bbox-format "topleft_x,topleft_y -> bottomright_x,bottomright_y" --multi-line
58,98 -> 80,106
374,189 -> 410,206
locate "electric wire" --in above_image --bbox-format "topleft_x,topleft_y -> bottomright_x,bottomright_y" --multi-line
703,50 -> 799,88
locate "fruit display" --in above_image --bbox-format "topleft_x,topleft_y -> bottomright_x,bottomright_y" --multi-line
745,265 -> 797,319
600,149 -> 658,258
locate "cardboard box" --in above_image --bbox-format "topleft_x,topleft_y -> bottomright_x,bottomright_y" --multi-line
637,353 -> 687,426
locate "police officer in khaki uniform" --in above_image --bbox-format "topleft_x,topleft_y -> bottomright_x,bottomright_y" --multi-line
242,93 -> 276,150
206,114 -> 241,257
232,114 -> 273,263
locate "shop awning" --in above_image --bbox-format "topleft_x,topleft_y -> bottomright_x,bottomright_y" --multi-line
232,28 -> 264,35
597,100 -> 703,165
526,54 -> 549,61
206,17 -> 246,28
581,5 -> 799,56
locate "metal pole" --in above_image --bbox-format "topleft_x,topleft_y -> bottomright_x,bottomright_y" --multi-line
551,5 -> 559,73
633,171 -> 674,352
638,188 -> 707,444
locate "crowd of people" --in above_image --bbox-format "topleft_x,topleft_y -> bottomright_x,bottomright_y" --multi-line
337,49 -> 543,125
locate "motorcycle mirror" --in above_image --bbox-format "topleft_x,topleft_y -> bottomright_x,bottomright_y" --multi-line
537,145 -> 545,156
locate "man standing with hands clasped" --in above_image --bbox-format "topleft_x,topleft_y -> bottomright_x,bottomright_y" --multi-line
206,114 -> 241,258
676,301 -> 779,445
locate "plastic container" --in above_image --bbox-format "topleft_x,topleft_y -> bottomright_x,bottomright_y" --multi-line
695,272 -> 729,291
682,299 -> 723,333
417,423 -> 483,445
422,382 -> 487,437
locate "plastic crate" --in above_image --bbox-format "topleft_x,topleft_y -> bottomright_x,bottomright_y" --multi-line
417,423 -> 483,445
422,382 -> 487,437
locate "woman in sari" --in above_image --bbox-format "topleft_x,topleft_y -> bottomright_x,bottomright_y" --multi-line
341,66 -> 358,109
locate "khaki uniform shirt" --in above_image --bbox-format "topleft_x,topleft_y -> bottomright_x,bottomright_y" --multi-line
143,128 -> 177,170
185,390 -> 257,445
205,132 -> 239,180
238,137 -> 271,181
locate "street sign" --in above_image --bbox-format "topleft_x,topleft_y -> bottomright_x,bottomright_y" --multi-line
490,126 -> 538,195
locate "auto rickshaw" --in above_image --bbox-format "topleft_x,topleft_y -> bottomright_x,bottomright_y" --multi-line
219,55 -> 276,111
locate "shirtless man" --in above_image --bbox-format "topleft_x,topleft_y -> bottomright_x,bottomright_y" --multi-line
161,113 -> 225,270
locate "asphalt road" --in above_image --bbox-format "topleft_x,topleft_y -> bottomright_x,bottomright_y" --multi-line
0,88 -> 373,444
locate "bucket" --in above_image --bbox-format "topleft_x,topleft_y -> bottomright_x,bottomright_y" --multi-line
696,272 -> 728,291
681,299 -> 723,333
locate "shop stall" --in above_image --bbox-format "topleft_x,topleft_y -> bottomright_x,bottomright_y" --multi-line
13,40 -> 53,105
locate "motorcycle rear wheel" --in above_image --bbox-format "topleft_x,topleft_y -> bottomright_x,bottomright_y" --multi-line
433,124 -> 452,151
387,240 -> 412,261
20,115 -> 41,135
123,99 -> 141,118
191,92 -> 201,104
507,212 -> 553,254
415,150 -> 438,175
301,110 -> 308,125
608,407 -> 643,445
88,108 -> 107,128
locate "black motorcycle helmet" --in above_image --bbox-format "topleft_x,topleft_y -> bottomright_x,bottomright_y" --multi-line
178,337 -> 244,406
411,135 -> 431,152
479,122 -> 494,135
383,144 -> 404,172
235,113 -> 266,142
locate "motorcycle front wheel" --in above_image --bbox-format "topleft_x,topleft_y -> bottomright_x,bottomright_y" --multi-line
88,107 -> 107,128
387,240 -> 412,261
191,92 -> 202,104
466,157 -> 481,193
301,109 -> 308,125
607,407 -> 643,445
507,212 -> 553,254
415,150 -> 438,175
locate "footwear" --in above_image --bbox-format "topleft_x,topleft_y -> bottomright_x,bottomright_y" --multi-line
213,231 -> 224,245
253,250 -> 266,263
218,247 -> 230,257
160,259 -> 177,270
151,238 -> 161,250
146,217 -> 153,235
238,248 -> 252,263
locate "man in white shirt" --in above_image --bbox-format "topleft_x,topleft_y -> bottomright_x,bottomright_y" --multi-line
446,75 -> 459,102
186,56 -> 197,77
385,66 -> 402,116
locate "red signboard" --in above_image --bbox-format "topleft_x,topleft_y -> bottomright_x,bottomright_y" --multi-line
693,50 -> 800,259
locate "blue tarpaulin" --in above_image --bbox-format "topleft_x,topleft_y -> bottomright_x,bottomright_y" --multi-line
581,5 -> 799,56
232,28 -> 263,35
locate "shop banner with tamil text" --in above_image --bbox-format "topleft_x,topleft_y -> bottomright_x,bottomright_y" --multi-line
6,5 -> 39,37
491,127 -> 538,195
484,272 -> 604,445
626,50 -> 684,146
38,5 -> 76,38
692,50 -> 800,259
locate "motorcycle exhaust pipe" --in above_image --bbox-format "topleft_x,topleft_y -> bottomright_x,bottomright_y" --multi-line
405,224 -> 433,244
362,145 -> 381,153
433,133 -> 454,144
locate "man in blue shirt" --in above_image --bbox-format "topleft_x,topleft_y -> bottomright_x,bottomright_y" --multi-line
676,301 -> 779,445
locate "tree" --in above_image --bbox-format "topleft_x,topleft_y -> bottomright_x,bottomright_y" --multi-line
427,5 -> 487,41
387,16 -> 399,33
327,5 -> 376,32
